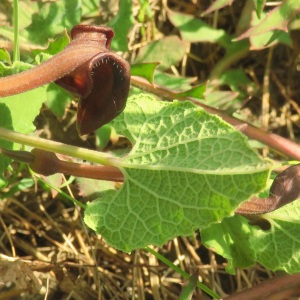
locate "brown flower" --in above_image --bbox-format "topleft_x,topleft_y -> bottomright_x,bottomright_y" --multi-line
0,25 -> 130,135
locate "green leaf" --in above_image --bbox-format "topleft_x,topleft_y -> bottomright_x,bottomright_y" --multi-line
77,177 -> 116,202
154,72 -> 196,91
108,0 -> 134,52
179,271 -> 199,300
0,177 -> 34,200
45,83 -> 72,117
24,0 -> 81,45
204,89 -> 239,109
131,62 -> 160,84
84,94 -> 271,252
205,69 -> 257,109
167,10 -> 230,48
201,215 -> 256,274
237,0 -> 300,40
134,36 -> 186,70
96,125 -> 112,150
176,85 -> 206,100
0,49 -> 11,65
250,200 -> 300,274
245,10 -> 292,50
201,0 -> 235,16
202,199 -> 300,274
253,0 -> 266,18
32,30 -> 70,57
0,62 -> 47,185
82,0 -> 99,17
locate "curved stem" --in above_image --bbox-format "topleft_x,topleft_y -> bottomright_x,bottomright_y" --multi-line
131,76 -> 300,160
0,43 -> 101,97
0,127 -> 120,167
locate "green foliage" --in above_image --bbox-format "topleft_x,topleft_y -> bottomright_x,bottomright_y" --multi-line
168,10 -> 230,48
205,69 -> 257,109
176,85 -> 206,100
251,200 -> 300,273
96,125 -> 112,150
84,94 -> 271,252
154,72 -> 196,91
108,0 -> 134,51
0,61 -> 47,185
201,215 -> 256,274
134,36 -> 186,70
203,199 -> 300,274
32,30 -> 70,56
23,0 -> 81,45
0,177 -> 34,199
179,271 -> 199,300
1,0 -> 300,281
201,0 -> 235,16
131,62 -> 159,84
45,83 -> 72,117
0,49 -> 11,65
253,0 -> 267,18
237,0 -> 300,40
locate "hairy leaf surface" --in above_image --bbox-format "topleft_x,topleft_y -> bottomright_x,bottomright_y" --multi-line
84,94 -> 271,252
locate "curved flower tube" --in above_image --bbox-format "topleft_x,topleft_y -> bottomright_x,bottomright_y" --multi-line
0,24 -> 130,135
236,164 -> 300,215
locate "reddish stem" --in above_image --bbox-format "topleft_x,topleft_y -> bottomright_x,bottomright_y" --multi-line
226,273 -> 300,300
130,76 -> 300,160
58,160 -> 124,182
0,26 -> 108,97
29,149 -> 124,182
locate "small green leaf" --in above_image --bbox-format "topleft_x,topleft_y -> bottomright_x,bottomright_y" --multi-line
206,69 -> 257,109
134,36 -> 186,70
253,0 -> 266,18
0,177 -> 34,200
108,0 -> 134,52
32,30 -> 70,57
0,177 -> 6,189
201,0 -> 235,16
0,62 -> 47,185
176,85 -> 206,100
154,72 -> 196,91
201,215 -> 256,274
46,83 -> 72,117
96,125 -> 111,150
250,200 -> 300,274
237,0 -> 300,40
0,49 -> 11,65
131,62 -> 160,84
167,10 -> 230,48
179,270 -> 199,300
82,0 -> 99,17
204,89 -> 239,109
84,94 -> 271,252
77,177 -> 116,202
24,0 -> 81,45
245,10 -> 292,50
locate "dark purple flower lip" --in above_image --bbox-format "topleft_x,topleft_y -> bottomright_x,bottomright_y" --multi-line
55,25 -> 130,136
0,24 -> 130,136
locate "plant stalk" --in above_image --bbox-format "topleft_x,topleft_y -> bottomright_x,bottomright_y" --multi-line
13,0 -> 20,62
0,127 -> 119,167
145,246 -> 221,299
